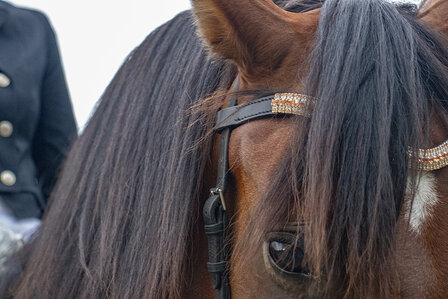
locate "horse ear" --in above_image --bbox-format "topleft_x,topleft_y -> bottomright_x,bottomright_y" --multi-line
419,0 -> 448,37
192,0 -> 319,78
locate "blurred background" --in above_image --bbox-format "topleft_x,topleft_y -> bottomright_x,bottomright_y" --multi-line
9,0 -> 421,130
10,0 -> 191,130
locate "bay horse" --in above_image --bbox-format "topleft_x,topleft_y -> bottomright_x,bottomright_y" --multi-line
2,0 -> 448,298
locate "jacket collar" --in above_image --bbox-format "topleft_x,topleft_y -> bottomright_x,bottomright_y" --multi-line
0,2 -> 10,29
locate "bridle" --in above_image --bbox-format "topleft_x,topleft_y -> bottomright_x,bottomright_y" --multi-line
202,79 -> 238,299
202,77 -> 316,299
202,76 -> 448,299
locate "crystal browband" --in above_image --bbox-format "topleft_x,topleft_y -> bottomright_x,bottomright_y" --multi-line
271,93 -> 317,117
411,140 -> 448,171
271,92 -> 448,171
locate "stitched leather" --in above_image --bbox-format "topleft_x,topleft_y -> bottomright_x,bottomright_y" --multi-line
207,261 -> 227,273
203,193 -> 228,291
204,221 -> 225,234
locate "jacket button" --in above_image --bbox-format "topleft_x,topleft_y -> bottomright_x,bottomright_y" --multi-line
0,121 -> 13,137
1,170 -> 16,186
0,73 -> 10,88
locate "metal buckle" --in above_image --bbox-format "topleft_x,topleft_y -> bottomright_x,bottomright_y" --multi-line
210,188 -> 227,211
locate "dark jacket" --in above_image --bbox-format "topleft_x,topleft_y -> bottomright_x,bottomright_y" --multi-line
0,1 -> 77,219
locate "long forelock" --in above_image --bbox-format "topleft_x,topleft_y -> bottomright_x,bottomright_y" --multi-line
235,0 -> 448,298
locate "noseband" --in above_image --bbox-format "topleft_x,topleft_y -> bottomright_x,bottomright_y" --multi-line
202,77 -> 448,299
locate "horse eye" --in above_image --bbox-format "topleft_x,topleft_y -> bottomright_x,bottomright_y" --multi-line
267,236 -> 311,277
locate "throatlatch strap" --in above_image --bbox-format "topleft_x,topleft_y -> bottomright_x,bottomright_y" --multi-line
203,78 -> 239,299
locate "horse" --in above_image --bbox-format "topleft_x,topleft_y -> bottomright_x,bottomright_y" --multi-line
2,0 -> 448,298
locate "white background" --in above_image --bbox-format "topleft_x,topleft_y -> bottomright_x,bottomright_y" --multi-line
10,0 -> 420,130
10,0 -> 191,130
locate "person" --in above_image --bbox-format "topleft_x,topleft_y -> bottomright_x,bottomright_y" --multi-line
0,1 -> 77,240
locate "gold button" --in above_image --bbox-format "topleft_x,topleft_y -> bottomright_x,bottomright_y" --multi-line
0,73 -> 10,88
1,170 -> 16,186
0,121 -> 13,137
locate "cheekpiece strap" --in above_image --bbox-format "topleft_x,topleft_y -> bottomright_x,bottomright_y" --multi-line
203,77 -> 240,299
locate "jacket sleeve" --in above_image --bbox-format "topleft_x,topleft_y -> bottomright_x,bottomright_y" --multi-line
32,14 -> 77,205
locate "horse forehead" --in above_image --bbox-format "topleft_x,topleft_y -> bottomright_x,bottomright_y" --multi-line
230,118 -> 295,188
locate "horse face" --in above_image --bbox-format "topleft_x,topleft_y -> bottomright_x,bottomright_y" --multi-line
193,1 -> 320,296
226,118 -> 312,297
193,0 -> 448,297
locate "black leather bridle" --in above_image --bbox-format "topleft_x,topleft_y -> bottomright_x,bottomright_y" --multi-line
203,71 -> 448,299
202,78 -> 238,299
203,78 -> 301,299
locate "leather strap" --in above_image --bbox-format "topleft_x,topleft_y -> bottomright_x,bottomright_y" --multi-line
215,95 -> 274,131
203,78 -> 239,299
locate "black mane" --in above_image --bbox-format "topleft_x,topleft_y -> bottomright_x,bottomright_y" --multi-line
3,0 -> 448,298
3,11 -> 235,298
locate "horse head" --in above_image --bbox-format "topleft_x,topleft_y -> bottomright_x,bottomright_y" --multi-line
5,1 -> 448,298
192,0 -> 448,297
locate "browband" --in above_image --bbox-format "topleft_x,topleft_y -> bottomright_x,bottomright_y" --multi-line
215,95 -> 274,131
215,93 -> 316,131
215,92 -> 448,171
